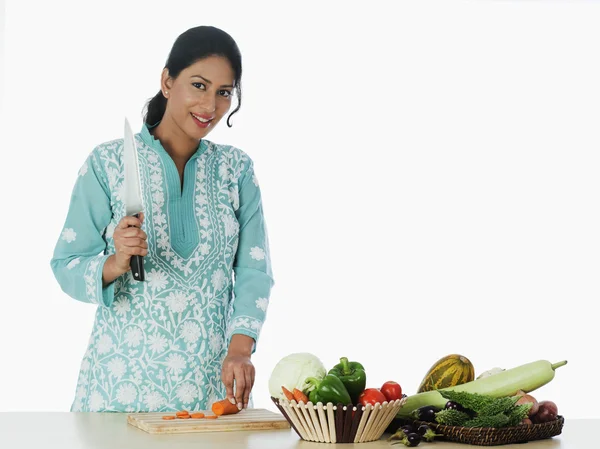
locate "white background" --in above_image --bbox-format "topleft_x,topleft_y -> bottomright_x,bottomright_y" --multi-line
1,0 -> 598,419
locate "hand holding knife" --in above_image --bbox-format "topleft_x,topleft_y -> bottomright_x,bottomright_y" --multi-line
123,117 -> 146,282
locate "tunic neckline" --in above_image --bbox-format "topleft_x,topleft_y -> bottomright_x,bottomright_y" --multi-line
138,122 -> 207,258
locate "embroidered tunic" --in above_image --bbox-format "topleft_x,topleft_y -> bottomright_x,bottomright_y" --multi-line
50,124 -> 273,412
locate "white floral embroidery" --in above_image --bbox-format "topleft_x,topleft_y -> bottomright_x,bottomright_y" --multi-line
113,296 -> 130,316
89,390 -> 105,412
106,222 -> 116,239
181,321 -> 201,344
79,160 -> 89,177
250,247 -> 265,261
107,357 -> 127,378
80,359 -> 90,372
165,291 -> 189,313
211,269 -> 226,291
208,329 -> 224,354
67,258 -> 81,270
252,173 -> 259,187
76,386 -> 87,400
147,268 -> 168,291
116,383 -> 137,405
61,228 -> 77,243
166,353 -> 186,375
255,298 -> 268,312
176,382 -> 198,404
97,334 -> 114,355
148,333 -> 168,353
144,391 -> 166,411
124,327 -> 143,347
222,215 -> 239,237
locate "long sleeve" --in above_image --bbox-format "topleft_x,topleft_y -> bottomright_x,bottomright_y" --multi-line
227,161 -> 274,350
50,149 -> 115,307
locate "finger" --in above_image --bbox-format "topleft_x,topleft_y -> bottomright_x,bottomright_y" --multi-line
234,367 -> 245,410
243,369 -> 253,409
118,228 -> 146,239
221,365 -> 235,405
120,237 -> 147,248
118,216 -> 142,229
122,246 -> 148,256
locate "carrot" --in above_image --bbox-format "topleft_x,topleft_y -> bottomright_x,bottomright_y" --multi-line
282,386 -> 295,401
178,414 -> 191,419
190,412 -> 205,419
212,399 -> 240,416
205,415 -> 218,419
162,415 -> 176,420
293,388 -> 309,404
176,410 -> 189,417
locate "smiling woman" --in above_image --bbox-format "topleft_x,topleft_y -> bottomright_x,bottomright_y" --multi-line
49,26 -> 273,414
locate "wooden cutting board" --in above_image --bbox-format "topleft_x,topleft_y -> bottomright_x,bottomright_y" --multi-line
127,408 -> 291,434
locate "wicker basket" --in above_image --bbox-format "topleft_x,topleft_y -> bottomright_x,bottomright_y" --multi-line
271,396 -> 406,443
391,416 -> 564,446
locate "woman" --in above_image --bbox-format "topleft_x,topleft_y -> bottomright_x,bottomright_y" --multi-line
50,26 -> 273,413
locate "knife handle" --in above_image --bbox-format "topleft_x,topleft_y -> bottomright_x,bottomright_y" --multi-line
129,213 -> 145,282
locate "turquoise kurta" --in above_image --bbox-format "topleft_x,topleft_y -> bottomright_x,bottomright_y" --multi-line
50,124 -> 273,412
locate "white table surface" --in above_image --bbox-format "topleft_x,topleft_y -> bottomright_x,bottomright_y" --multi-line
0,413 -> 592,449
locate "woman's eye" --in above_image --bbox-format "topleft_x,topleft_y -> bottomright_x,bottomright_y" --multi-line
219,90 -> 232,98
192,82 -> 206,90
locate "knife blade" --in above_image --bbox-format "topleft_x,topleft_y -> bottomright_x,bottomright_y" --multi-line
123,117 -> 145,282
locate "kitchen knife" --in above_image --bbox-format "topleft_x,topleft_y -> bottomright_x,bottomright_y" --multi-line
123,117 -> 145,282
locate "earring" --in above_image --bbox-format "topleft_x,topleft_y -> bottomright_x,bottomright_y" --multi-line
164,91 -> 169,96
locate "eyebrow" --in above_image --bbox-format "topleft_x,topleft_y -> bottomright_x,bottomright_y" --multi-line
191,74 -> 234,89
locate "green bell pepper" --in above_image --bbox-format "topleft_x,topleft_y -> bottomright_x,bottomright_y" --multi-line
328,357 -> 366,404
305,374 -> 352,405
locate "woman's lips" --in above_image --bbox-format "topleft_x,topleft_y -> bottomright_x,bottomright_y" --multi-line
191,113 -> 214,128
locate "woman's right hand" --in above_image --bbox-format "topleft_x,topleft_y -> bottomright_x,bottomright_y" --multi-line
112,213 -> 148,274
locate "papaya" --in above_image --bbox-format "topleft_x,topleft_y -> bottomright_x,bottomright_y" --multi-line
417,354 -> 475,393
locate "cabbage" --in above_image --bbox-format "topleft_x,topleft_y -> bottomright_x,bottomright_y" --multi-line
268,353 -> 327,399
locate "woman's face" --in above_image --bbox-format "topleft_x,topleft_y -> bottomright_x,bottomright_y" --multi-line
162,55 -> 235,140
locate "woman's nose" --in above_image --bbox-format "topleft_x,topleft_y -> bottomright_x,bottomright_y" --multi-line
199,94 -> 216,113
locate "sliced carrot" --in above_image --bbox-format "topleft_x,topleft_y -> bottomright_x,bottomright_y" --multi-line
212,398 -> 240,416
282,386 -> 295,401
178,414 -> 191,419
205,415 -> 218,419
190,412 -> 205,419
162,415 -> 176,420
176,410 -> 189,417
293,388 -> 309,404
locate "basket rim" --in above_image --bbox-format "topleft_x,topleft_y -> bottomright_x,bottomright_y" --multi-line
271,395 -> 407,411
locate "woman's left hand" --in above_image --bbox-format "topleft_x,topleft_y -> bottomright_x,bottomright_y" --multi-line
221,335 -> 256,410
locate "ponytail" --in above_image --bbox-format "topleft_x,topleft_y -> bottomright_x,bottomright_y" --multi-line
143,90 -> 167,126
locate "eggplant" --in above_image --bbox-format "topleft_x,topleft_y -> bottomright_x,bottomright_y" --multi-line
406,433 -> 422,447
400,424 -> 414,434
410,405 -> 442,423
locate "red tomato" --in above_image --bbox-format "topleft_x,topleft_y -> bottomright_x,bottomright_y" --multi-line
358,388 -> 387,406
380,381 -> 403,401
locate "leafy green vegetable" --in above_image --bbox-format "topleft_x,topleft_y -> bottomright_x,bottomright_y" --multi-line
434,409 -> 471,426
478,396 -> 520,416
464,413 -> 510,428
437,390 -> 534,428
507,403 -> 533,427
439,390 -> 498,413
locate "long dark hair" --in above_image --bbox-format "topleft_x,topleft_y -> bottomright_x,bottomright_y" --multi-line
143,26 -> 243,128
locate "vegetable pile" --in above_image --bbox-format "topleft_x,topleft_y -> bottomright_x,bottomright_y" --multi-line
269,353 -> 404,407
387,354 -> 566,446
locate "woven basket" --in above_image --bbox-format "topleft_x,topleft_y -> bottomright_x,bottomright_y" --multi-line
391,416 -> 564,446
271,396 -> 406,443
